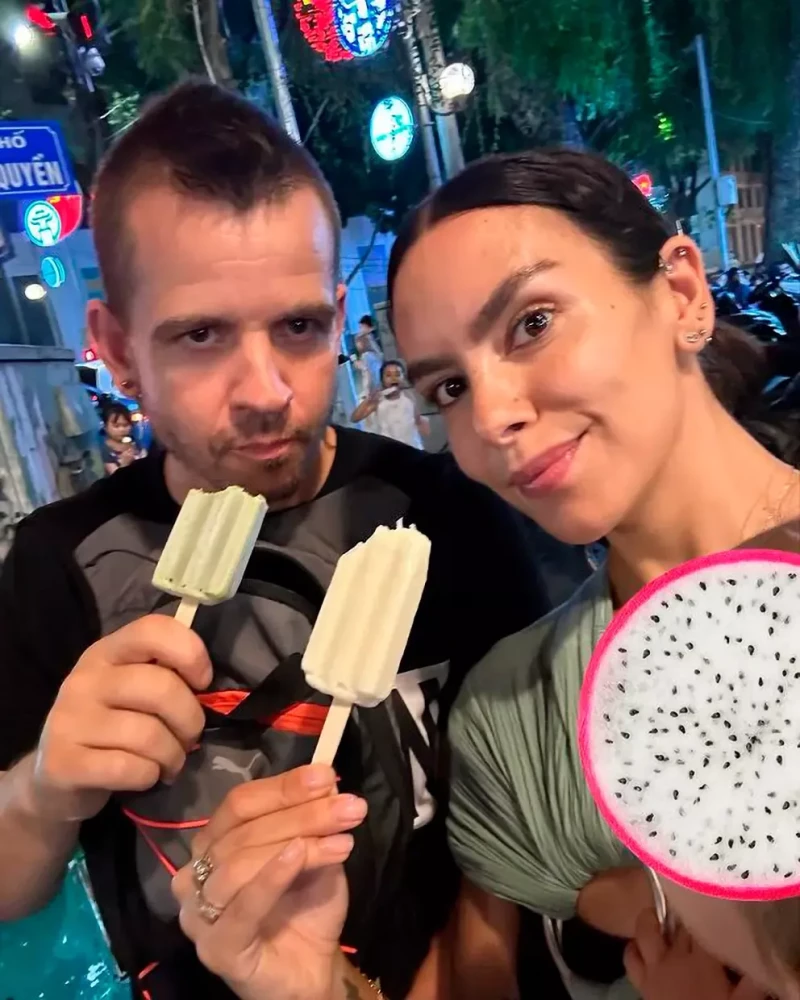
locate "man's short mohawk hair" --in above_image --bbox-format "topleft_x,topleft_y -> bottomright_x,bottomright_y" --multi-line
92,79 -> 341,319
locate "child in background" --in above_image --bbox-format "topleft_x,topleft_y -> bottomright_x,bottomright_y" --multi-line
101,402 -> 145,474
351,360 -> 429,450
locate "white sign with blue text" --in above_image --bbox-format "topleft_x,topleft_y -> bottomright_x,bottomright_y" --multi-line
0,121 -> 77,200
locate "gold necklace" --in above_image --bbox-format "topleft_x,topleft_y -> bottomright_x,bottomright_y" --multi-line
740,466 -> 800,542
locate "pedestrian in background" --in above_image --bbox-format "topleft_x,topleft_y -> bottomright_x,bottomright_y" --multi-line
352,314 -> 384,433
100,402 -> 145,474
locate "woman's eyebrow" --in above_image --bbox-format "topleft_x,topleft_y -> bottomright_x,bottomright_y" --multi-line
406,260 -> 559,387
406,355 -> 455,386
468,260 -> 559,338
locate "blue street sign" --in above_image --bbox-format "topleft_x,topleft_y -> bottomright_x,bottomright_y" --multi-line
0,121 -> 77,201
0,215 -> 13,263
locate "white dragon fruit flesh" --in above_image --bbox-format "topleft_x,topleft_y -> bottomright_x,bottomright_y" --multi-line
579,548 -> 800,900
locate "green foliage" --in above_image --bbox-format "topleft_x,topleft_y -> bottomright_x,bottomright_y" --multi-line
100,0 -> 203,82
454,0 -> 795,230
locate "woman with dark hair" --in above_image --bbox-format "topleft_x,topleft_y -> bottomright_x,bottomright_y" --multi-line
387,149 -> 800,999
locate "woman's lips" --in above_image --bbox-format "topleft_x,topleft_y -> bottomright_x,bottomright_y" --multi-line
509,436 -> 583,497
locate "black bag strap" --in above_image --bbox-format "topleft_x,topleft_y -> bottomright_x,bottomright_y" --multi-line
195,546 -> 327,736
200,652 -> 317,735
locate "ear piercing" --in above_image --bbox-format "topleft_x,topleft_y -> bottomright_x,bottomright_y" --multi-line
659,247 -> 690,274
120,380 -> 141,399
685,329 -> 712,345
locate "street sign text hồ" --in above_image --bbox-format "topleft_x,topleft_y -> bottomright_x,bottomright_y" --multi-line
0,122 -> 76,200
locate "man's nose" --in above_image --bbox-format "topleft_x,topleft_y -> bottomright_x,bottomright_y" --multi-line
231,331 -> 293,411
469,364 -> 537,446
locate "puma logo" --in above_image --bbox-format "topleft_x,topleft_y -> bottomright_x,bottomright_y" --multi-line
211,754 -> 260,781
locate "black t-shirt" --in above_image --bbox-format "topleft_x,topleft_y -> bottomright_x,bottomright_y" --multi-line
0,427 -> 549,999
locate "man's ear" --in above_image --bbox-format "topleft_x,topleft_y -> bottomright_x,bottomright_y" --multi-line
87,300 -> 138,390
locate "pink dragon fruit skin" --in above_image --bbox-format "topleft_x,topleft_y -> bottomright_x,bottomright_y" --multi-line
579,548 -> 800,902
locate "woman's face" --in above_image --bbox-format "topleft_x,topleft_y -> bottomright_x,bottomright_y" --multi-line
392,206 -> 700,544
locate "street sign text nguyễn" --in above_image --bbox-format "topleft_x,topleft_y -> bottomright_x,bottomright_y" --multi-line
0,122 -> 77,200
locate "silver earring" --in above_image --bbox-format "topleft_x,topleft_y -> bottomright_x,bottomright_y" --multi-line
659,258 -> 674,275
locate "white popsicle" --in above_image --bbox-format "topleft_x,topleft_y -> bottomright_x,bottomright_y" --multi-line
304,523 -> 431,764
153,486 -> 267,627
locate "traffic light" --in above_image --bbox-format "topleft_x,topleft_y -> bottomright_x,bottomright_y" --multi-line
67,6 -> 93,43
64,0 -> 107,46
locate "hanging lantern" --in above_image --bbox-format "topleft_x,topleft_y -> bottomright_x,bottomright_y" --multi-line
294,0 -> 353,62
333,0 -> 396,58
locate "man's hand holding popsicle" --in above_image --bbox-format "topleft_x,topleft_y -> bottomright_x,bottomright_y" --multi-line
21,487 -> 266,826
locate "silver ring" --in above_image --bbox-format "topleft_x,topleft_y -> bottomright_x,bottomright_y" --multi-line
196,887 -> 223,925
192,854 -> 214,888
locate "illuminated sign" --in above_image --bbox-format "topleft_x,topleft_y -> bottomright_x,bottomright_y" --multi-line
23,200 -> 62,246
41,255 -> 67,288
334,0 -> 395,57
370,96 -> 414,162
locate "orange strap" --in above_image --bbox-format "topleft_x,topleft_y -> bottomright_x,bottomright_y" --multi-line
198,691 -> 329,737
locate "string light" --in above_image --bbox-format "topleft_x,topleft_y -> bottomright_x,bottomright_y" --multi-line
294,0 -> 353,62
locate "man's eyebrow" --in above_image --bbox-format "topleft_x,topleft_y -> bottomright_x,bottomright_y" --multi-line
151,302 -> 338,340
152,315 -> 232,340
468,260 -> 559,338
278,302 -> 338,323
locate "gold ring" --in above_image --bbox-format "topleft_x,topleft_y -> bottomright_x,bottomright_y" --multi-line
196,887 -> 223,925
192,854 -> 214,888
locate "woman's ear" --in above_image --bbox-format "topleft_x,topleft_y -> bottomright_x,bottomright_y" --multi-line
658,237 -> 715,356
87,300 -> 140,394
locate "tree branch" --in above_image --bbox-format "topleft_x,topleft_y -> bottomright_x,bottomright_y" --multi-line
303,96 -> 330,146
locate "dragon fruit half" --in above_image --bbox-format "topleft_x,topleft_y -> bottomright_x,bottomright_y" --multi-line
579,549 -> 800,901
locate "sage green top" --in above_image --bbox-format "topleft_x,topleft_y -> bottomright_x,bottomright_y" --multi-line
448,569 -> 638,920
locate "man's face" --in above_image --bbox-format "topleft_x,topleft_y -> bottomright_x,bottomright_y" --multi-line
92,185 -> 344,503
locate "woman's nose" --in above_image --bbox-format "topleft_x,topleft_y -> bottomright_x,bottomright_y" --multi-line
470,367 -> 537,446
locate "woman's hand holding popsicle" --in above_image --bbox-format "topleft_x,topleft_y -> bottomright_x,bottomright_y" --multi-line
172,764 -> 371,1000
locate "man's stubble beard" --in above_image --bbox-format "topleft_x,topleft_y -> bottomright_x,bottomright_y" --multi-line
144,394 -> 334,505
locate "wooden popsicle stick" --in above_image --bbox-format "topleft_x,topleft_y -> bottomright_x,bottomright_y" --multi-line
174,598 -> 199,628
313,697 -> 352,765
